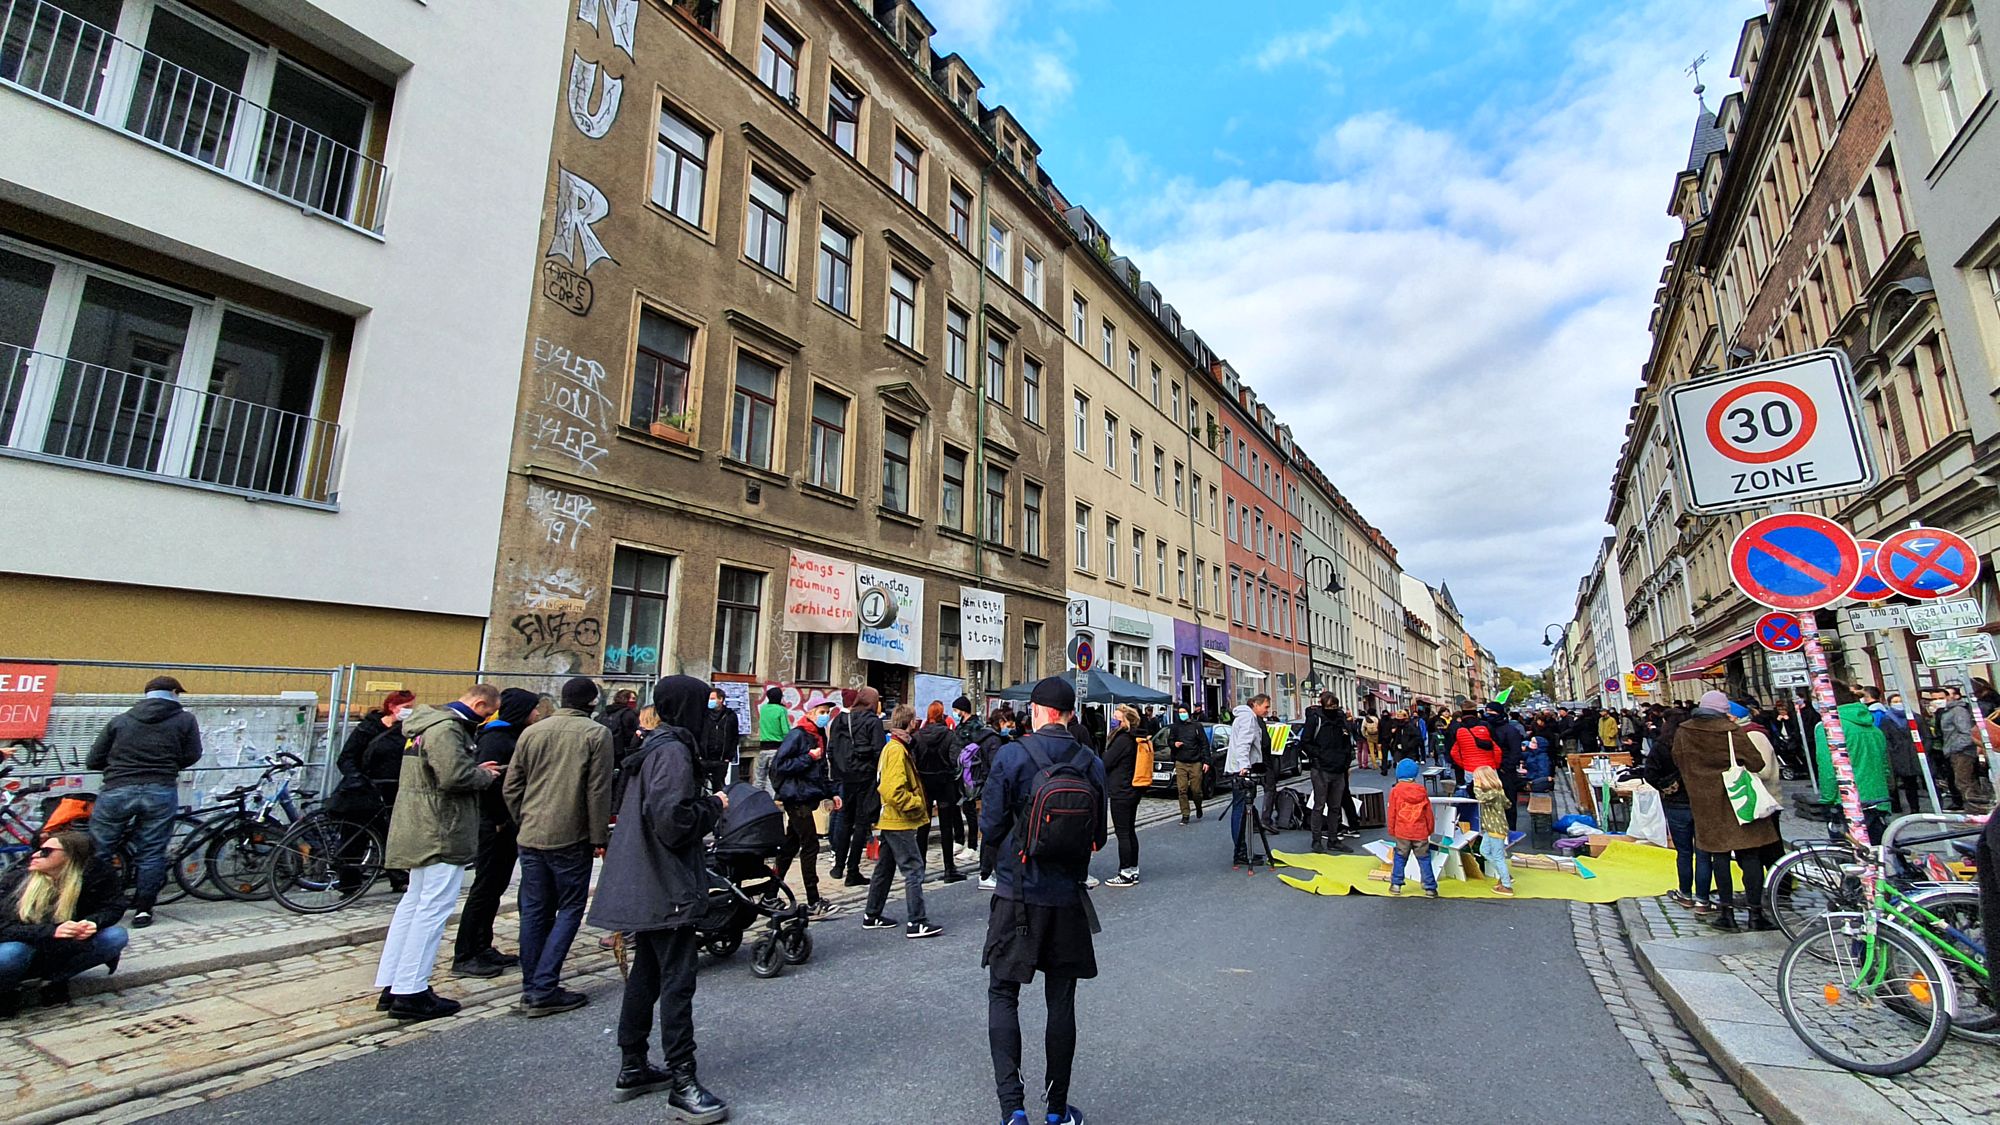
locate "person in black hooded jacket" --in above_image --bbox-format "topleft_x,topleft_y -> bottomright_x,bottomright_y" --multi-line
912,703 -> 965,882
697,688 -> 738,792
85,676 -> 204,927
1100,705 -> 1145,887
589,675 -> 728,1119
449,687 -> 540,977
1165,704 -> 1210,824
1303,694 -> 1355,852
827,687 -> 884,887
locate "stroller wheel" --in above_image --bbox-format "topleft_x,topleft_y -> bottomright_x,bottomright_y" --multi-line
780,927 -> 813,966
704,932 -> 742,960
750,937 -> 784,979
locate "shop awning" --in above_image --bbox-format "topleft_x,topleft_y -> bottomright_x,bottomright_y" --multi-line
1669,634 -> 1758,681
1202,647 -> 1265,677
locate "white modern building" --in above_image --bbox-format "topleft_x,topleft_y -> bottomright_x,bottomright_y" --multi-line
0,0 -> 569,667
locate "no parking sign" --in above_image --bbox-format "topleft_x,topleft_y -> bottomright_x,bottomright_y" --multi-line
1729,513 -> 1863,611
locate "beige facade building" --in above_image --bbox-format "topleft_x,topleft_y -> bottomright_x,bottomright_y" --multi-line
482,0 -> 1071,712
1602,0 -> 2000,701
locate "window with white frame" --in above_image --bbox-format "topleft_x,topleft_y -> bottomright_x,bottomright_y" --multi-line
1173,460 -> 1185,509
1074,502 -> 1091,571
807,385 -> 848,492
654,104 -> 710,225
1022,249 -> 1044,303
1100,320 -> 1115,366
892,132 -> 922,205
826,73 -> 861,155
1103,410 -> 1118,469
1128,428 -> 1142,484
1915,2 -> 1990,149
1176,550 -> 1189,601
1071,391 -> 1088,452
744,171 -> 790,274
1022,354 -> 1042,424
888,265 -> 918,347
757,13 -> 803,103
1106,515 -> 1121,580
1131,528 -> 1145,590
1072,293 -> 1087,343
0,239 -> 335,502
1155,538 -> 1167,594
986,218 -> 1010,276
1127,343 -> 1140,387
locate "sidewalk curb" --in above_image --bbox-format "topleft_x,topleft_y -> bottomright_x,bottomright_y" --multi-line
1614,899 -> 1918,1125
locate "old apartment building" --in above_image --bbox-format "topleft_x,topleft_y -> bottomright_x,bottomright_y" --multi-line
484,0 -> 1071,708
0,0 -> 567,667
1601,0 -> 2000,700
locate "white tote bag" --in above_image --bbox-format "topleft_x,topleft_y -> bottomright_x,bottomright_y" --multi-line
1722,732 -> 1780,824
1627,784 -> 1671,847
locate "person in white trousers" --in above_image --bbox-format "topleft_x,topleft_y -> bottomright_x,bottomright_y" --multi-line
373,685 -> 501,1020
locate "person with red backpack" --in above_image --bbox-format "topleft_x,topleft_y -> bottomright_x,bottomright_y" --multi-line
1386,758 -> 1438,897
1449,709 -> 1503,779
979,675 -> 1106,1125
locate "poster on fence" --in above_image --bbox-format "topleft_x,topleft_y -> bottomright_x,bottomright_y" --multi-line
0,663 -> 59,739
959,589 -> 1006,662
784,550 -> 857,633
912,673 -> 966,718
715,679 -> 756,740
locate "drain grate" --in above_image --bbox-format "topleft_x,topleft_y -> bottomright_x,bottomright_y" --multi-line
111,1013 -> 199,1039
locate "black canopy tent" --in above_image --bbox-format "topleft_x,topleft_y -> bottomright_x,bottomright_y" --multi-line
992,668 -> 1172,706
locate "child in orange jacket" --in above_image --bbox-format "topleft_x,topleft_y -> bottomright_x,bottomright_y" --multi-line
1386,758 -> 1437,897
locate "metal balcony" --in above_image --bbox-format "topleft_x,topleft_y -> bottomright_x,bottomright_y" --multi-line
0,0 -> 390,233
2,341 -> 341,506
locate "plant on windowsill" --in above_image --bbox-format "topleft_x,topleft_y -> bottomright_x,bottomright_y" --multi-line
650,410 -> 693,443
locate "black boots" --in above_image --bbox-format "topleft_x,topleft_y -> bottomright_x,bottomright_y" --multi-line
667,1063 -> 728,1123
1744,907 -> 1777,932
1703,907 -> 1738,932
613,1052 -> 674,1102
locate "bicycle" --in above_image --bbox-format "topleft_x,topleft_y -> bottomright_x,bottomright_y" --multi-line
263,809 -> 386,914
174,752 -> 315,901
1776,816 -> 1991,1075
1765,813 -> 1982,942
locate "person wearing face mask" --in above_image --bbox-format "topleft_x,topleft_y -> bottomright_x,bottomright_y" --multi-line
975,707 -> 1018,890
1167,702 -> 1209,825
828,688 -> 885,888
449,687 -> 541,979
1100,705 -> 1145,887
697,689 -> 738,793
765,693 -> 843,919
1876,691 -> 1924,814
329,692 -> 417,896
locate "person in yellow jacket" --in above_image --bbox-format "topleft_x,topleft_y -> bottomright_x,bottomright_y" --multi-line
1597,711 -> 1620,753
861,706 -> 940,937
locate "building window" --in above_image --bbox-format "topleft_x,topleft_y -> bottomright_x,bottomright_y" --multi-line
653,105 -> 709,225
1128,429 -> 1142,484
817,220 -> 854,314
630,308 -> 694,431
1074,502 -> 1091,570
1149,363 -> 1161,407
729,352 -> 779,468
937,606 -> 962,677
882,419 -> 913,513
888,265 -> 918,346
605,547 -> 672,678
1916,3 -> 1989,148
1071,293 -> 1087,343
795,633 -> 833,683
945,306 -> 970,383
1155,538 -> 1168,594
1106,515 -> 1121,580
1110,642 -> 1144,684
1156,648 -> 1172,691
1152,446 -> 1165,498
986,219 -> 1010,275
757,13 -> 803,103
1127,343 -> 1140,387
808,385 -> 848,492
892,132 -> 922,205
1207,485 -> 1219,527
712,566 -> 764,674
1173,461 -> 1185,510
1170,381 -> 1182,425
826,73 -> 861,155
1176,550 -> 1189,601
984,464 -> 1007,544
744,170 -> 790,274
1023,480 -> 1044,556
1131,528 -> 1147,590
1194,556 -> 1206,608
1023,620 -> 1043,678
949,183 -> 972,247
1022,355 -> 1042,424
1103,412 -> 1119,469
941,446 -> 967,530
985,334 -> 1008,404
1100,320 -> 1115,366
1071,392 -> 1089,452
1022,250 -> 1044,303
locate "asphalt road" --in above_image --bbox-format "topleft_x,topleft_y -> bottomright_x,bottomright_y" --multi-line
166,799 -> 1675,1125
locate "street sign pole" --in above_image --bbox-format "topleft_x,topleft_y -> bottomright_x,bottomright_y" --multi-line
1800,611 -> 1871,850
1890,652 -> 1943,813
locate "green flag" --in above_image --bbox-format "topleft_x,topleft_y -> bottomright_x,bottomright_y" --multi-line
1494,684 -> 1514,706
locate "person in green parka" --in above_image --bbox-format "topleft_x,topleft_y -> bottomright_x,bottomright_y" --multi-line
1814,681 -> 1893,844
754,686 -> 791,788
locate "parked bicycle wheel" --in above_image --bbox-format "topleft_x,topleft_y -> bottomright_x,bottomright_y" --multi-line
152,813 -> 206,907
174,820 -> 235,901
204,817 -> 287,901
1906,885 -> 1998,1043
1766,843 -> 1860,945
267,815 -> 384,914
1778,912 -> 1953,1076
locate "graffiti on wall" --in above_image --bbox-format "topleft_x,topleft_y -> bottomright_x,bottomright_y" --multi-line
542,261 -> 594,316
547,168 -> 616,275
575,0 -> 636,59
522,566 -> 596,613
525,483 -> 595,550
511,611 -> 603,668
523,337 -> 612,474
567,52 -> 624,140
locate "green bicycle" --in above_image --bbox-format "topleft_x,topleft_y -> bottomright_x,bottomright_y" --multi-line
1776,828 -> 1991,1075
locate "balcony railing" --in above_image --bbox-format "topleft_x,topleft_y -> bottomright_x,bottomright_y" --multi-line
0,0 -> 389,232
1,341 -> 340,505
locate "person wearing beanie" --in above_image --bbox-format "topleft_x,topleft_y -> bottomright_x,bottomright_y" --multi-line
498,677 -> 613,1016
85,675 -> 205,928
979,674 -> 1105,1125
450,687 -> 541,977
1386,757 -> 1438,897
754,685 -> 791,787
1672,689 -> 1780,931
590,675 -> 729,1119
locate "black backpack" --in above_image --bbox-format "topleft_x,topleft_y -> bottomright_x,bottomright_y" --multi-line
1267,787 -> 1307,830
1019,738 -> 1103,866
828,713 -> 857,777
1472,725 -> 1496,751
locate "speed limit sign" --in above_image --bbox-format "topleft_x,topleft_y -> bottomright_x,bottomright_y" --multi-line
1665,349 -> 1875,514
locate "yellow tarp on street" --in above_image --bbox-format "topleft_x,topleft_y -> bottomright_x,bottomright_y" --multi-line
1270,841 -> 1681,904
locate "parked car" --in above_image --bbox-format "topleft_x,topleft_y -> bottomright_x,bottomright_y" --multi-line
1143,725 -> 1227,793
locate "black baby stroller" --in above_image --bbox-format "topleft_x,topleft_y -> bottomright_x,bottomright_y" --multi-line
697,783 -> 813,978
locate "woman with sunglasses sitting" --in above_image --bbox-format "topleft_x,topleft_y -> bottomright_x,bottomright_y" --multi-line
0,830 -> 129,1015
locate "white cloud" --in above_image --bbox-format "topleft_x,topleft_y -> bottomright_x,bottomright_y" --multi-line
922,0 -> 1020,50
1110,1 -> 1733,669
1250,11 -> 1369,71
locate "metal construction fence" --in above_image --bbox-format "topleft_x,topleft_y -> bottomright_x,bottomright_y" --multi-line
1,658 -> 659,810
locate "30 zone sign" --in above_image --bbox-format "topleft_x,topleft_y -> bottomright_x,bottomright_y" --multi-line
1666,349 -> 1875,514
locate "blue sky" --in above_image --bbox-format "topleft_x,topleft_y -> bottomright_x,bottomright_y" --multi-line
921,0 -> 1757,671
